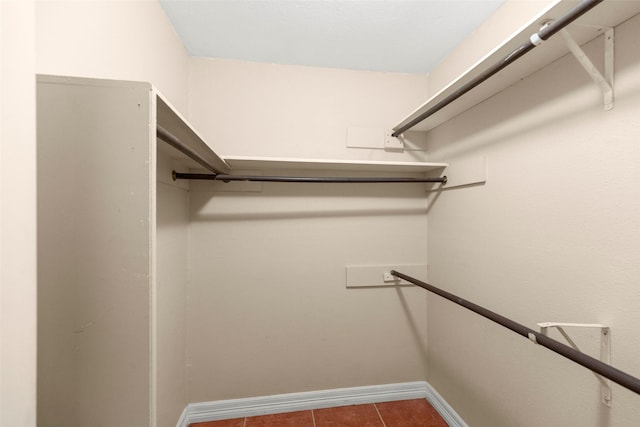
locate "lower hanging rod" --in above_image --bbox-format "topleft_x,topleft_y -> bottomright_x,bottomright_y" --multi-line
390,270 -> 640,397
173,171 -> 447,184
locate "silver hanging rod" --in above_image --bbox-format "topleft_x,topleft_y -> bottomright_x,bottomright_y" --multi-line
173,171 -> 447,184
390,270 -> 640,397
391,0 -> 603,137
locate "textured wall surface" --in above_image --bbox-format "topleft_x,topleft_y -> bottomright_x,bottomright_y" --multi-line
186,59 -> 432,402
425,11 -> 640,427
188,57 -> 428,160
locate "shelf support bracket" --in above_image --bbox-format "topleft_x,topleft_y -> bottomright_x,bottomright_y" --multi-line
559,27 -> 614,111
538,322 -> 611,406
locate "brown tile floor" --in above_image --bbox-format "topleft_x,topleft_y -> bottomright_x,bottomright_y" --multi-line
190,398 -> 448,427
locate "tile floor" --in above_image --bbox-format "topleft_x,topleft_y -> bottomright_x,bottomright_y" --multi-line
190,398 -> 448,427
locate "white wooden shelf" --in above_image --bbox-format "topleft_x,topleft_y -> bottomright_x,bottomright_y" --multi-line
153,90 -> 447,176
42,78 -> 448,178
222,155 -> 447,173
394,0 -> 640,133
155,92 -> 231,174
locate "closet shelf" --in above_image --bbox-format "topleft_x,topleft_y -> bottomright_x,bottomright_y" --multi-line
221,155 -> 448,173
42,76 -> 447,177
37,74 -> 232,174
153,85 -> 446,176
393,0 -> 640,133
155,93 -> 231,174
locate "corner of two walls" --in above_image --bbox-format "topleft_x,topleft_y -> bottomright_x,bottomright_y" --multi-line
186,56 -> 429,161
35,0 -> 190,112
34,0 -> 434,420
29,0 -> 640,424
34,0 -> 436,413
34,2 -> 191,427
184,58 -> 432,402
423,3 -> 640,426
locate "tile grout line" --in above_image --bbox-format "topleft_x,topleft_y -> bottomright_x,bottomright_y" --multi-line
243,417 -> 247,427
373,403 -> 388,427
311,409 -> 316,427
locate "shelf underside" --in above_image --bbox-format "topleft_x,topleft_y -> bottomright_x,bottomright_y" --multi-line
222,156 -> 447,173
394,0 -> 640,133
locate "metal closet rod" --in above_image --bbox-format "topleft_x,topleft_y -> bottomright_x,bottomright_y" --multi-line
390,270 -> 640,396
157,126 -> 447,184
157,125 -> 219,173
391,0 -> 603,137
173,171 -> 447,184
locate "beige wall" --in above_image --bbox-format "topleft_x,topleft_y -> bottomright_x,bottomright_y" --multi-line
34,2 -> 191,426
188,57 -> 428,160
156,151 -> 190,427
0,1 -> 37,426
425,9 -> 640,427
35,0 -> 189,112
31,2 -> 640,426
185,59 -> 431,402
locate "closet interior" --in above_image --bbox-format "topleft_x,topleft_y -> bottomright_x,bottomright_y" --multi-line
35,0 -> 640,426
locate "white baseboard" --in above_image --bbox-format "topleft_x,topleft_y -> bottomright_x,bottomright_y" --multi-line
424,382 -> 469,427
177,381 -> 466,427
175,406 -> 188,427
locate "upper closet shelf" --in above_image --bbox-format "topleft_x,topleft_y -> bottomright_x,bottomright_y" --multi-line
37,74 -> 231,174
38,75 -> 444,179
393,0 -> 640,134
155,92 -> 230,174
222,156 -> 447,173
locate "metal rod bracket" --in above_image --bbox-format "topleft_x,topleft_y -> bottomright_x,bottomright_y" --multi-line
559,26 -> 614,111
538,322 -> 611,406
384,132 -> 404,150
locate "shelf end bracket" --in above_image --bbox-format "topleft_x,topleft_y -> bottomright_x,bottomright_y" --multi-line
538,322 -> 611,406
560,27 -> 614,111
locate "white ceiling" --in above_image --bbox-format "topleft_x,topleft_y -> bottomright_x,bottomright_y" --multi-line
159,0 -> 506,74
